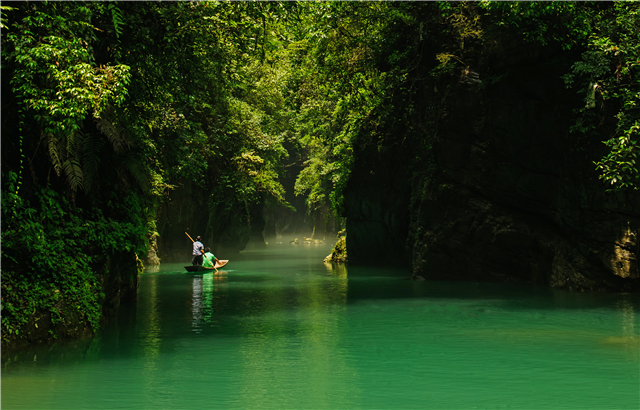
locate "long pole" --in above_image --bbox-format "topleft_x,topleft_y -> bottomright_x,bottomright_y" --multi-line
185,232 -> 218,273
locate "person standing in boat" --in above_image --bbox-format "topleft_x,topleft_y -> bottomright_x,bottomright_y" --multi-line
202,247 -> 220,269
192,236 -> 204,265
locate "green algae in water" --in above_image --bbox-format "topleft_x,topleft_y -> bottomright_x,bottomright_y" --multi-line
2,244 -> 638,410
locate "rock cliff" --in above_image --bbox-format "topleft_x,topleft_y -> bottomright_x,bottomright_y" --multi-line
344,42 -> 639,292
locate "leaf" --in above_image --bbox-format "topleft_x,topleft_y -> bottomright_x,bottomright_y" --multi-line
95,115 -> 129,153
62,159 -> 84,192
47,134 -> 65,177
109,4 -> 124,39
123,154 -> 150,192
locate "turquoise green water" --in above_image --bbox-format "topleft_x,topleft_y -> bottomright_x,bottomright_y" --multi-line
2,243 -> 639,410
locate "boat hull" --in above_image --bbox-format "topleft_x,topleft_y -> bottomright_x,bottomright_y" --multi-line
184,260 -> 229,272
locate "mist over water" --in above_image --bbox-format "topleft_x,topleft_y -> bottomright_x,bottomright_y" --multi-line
2,243 -> 638,410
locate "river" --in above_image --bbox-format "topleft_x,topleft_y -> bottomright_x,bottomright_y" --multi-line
2,242 -> 638,409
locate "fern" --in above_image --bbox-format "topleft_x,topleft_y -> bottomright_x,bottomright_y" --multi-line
62,159 -> 84,192
45,130 -> 98,195
96,116 -> 129,153
66,130 -> 84,161
123,153 -> 150,193
46,134 -> 65,177
108,3 -> 124,39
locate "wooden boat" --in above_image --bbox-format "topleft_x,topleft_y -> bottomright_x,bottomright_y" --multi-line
184,260 -> 229,272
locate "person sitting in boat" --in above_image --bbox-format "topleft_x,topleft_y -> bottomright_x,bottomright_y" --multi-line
202,247 -> 220,269
192,236 -> 204,265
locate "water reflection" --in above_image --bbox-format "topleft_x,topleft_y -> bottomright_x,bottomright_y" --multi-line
140,274 -> 161,406
600,299 -> 640,359
141,274 -> 161,360
619,299 -> 637,337
191,272 -> 227,331
191,275 -> 203,332
143,264 -> 161,274
202,272 -> 214,324
235,262 -> 358,408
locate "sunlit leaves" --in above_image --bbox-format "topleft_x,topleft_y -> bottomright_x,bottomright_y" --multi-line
5,3 -> 131,194
289,2 -> 420,216
478,1 -> 593,49
225,97 -> 287,205
564,1 -> 640,190
595,122 -> 640,190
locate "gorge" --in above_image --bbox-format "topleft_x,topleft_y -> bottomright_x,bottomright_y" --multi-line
2,1 -> 638,351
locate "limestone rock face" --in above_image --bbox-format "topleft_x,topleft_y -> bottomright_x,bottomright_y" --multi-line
344,142 -> 413,267
144,233 -> 161,265
343,42 -> 639,292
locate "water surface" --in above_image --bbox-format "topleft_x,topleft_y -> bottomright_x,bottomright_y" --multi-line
2,243 -> 638,409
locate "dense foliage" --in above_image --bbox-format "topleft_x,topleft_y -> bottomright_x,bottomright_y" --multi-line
480,1 -> 640,190
571,2 -> 640,190
1,1 -> 294,344
2,171 -> 146,343
2,1 -> 638,346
